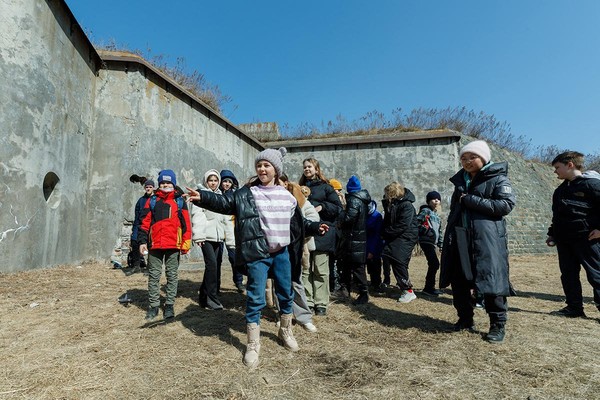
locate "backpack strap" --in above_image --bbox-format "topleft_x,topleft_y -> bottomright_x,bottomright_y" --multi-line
150,195 -> 157,211
150,194 -> 184,215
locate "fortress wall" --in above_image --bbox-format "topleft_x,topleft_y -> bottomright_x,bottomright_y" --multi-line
0,0 -> 261,271
269,133 -> 557,254
0,0 -> 100,271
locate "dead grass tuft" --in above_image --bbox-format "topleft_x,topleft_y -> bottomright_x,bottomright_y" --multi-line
1,255 -> 599,399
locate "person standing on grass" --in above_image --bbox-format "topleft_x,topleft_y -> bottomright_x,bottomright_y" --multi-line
381,181 -> 419,304
186,148 -> 328,368
338,175 -> 372,305
546,151 -> 600,318
417,191 -> 444,297
366,200 -> 385,293
219,169 -> 245,293
139,169 -> 192,321
440,140 -> 515,343
299,158 -> 343,316
128,179 -> 155,274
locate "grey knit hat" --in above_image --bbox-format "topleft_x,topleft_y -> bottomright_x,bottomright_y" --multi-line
255,147 -> 287,176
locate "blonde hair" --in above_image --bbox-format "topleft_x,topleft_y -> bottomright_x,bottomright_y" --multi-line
384,181 -> 406,200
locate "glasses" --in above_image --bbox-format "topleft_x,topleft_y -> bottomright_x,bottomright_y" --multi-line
460,155 -> 480,163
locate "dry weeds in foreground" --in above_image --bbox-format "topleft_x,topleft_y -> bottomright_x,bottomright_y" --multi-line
0,254 -> 599,400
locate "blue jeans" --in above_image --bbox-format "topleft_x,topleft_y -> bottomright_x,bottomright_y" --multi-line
246,247 -> 293,324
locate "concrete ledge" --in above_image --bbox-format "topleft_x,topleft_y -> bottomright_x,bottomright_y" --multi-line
263,129 -> 461,149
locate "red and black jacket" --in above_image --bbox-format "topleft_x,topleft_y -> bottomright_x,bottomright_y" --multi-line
138,189 -> 192,253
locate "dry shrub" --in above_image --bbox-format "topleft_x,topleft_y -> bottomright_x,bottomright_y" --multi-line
1,254 -> 599,399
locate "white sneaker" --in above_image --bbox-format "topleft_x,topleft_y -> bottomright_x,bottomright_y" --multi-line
398,290 -> 417,303
302,322 -> 318,333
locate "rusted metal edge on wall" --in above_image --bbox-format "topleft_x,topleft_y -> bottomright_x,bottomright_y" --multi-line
263,130 -> 462,149
98,51 -> 264,150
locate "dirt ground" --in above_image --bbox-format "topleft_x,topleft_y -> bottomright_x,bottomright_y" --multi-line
0,254 -> 599,400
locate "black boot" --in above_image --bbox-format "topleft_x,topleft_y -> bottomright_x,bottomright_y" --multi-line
353,292 -> 369,305
145,306 -> 159,320
486,323 -> 505,343
164,304 -> 175,319
452,318 -> 475,332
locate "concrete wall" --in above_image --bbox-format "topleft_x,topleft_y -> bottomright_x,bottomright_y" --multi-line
0,0 -> 100,271
266,132 -> 558,254
0,0 -> 262,271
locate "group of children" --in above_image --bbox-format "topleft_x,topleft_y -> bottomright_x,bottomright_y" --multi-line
131,140 -> 600,367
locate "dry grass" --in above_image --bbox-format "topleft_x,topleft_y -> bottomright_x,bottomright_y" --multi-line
1,255 -> 599,400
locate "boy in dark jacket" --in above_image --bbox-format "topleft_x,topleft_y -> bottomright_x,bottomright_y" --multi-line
440,140 -> 515,343
417,191 -> 443,296
366,200 -> 384,293
339,175 -> 372,305
546,151 -> 600,318
139,170 -> 192,321
128,180 -> 154,273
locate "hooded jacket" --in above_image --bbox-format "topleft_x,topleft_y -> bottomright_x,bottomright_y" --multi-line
138,187 -> 192,253
440,161 -> 516,295
366,200 -> 384,258
339,189 -> 371,263
548,170 -> 600,242
191,169 -> 231,244
417,204 -> 443,248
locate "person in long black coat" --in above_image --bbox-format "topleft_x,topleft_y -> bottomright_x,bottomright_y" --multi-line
338,175 -> 371,305
440,140 -> 516,343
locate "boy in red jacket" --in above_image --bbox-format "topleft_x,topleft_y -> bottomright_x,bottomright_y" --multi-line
139,169 -> 192,320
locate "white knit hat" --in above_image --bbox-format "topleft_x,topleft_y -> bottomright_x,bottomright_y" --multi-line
460,140 -> 491,164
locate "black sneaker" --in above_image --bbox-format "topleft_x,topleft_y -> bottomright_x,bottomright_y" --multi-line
145,306 -> 159,320
551,306 -> 586,318
164,304 -> 175,319
452,319 -> 475,332
353,293 -> 369,305
422,288 -> 442,297
314,306 -> 327,316
486,323 -> 505,343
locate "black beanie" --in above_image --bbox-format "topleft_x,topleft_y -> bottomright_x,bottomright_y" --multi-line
426,191 -> 441,203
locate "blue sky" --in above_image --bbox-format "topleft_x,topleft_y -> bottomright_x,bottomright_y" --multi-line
66,0 -> 600,155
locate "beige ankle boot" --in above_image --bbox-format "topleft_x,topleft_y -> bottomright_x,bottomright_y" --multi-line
243,323 -> 261,368
278,314 -> 299,352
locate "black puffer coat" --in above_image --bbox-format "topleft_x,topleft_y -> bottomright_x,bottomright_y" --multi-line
381,188 -> 418,262
440,162 -> 516,295
339,189 -> 371,264
194,186 -> 321,267
306,179 -> 343,252
548,171 -> 600,243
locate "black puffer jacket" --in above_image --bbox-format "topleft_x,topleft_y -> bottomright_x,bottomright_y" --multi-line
440,162 -> 516,295
339,189 -> 371,264
548,171 -> 600,243
194,186 -> 321,267
306,179 -> 343,252
381,188 -> 418,262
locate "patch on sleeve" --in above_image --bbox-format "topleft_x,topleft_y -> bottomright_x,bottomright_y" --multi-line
500,186 -> 512,194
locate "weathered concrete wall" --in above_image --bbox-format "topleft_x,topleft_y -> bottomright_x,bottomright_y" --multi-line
0,0 -> 100,271
0,0 -> 262,271
267,132 -> 558,254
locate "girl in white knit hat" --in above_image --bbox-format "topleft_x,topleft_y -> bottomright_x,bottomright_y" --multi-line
439,140 -> 516,343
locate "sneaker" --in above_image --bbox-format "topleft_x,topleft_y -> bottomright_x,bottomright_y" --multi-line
486,323 -> 506,343
371,284 -> 386,294
353,292 -> 369,305
235,282 -> 246,294
398,290 -> 417,303
331,287 -> 349,299
145,306 -> 159,320
452,319 -> 475,332
422,288 -> 442,297
551,306 -> 586,318
302,322 -> 318,333
314,306 -> 327,316
164,304 -> 175,319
